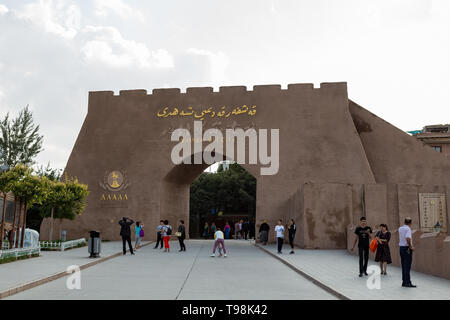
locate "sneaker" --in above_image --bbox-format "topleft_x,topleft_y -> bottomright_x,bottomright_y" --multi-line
224,254 -> 227,257
289,251 -> 294,254
210,254 -> 215,257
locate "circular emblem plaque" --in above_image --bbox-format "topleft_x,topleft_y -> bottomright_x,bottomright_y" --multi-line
107,171 -> 124,189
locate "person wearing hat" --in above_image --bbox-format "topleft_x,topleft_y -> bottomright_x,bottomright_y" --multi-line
259,219 -> 270,245
119,217 -> 135,255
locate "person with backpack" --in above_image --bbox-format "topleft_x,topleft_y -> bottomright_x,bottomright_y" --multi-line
162,220 -> 172,252
134,221 -> 144,250
119,217 -> 134,255
154,220 -> 164,249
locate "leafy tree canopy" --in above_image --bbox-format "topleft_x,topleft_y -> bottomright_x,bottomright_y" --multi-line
0,105 -> 43,167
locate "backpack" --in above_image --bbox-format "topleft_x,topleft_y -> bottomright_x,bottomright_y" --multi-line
139,228 -> 144,237
166,225 -> 172,235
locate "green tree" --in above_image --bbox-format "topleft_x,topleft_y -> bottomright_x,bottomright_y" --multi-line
9,164 -> 49,247
0,166 -> 17,248
43,176 -> 89,240
189,163 -> 256,235
0,106 -> 44,167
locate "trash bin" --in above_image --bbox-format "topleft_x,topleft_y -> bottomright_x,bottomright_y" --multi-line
88,231 -> 101,258
61,230 -> 67,242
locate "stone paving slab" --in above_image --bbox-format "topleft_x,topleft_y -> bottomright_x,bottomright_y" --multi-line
0,241 -> 150,295
257,244 -> 450,300
5,240 -> 337,300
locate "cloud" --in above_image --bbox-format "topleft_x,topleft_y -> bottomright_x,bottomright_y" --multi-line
80,26 -> 174,68
0,4 -> 8,15
186,48 -> 229,84
94,0 -> 144,22
14,0 -> 81,39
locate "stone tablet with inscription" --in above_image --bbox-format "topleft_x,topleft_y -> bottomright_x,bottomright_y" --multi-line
419,193 -> 447,232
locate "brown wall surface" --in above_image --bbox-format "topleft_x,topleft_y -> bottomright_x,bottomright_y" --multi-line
41,82 -> 376,241
349,100 -> 450,185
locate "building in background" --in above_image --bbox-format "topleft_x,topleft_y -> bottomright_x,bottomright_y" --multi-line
409,124 -> 450,159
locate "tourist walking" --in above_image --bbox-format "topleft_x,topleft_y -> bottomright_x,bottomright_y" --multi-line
352,217 -> 372,277
374,223 -> 392,275
274,219 -> 285,254
177,220 -> 186,252
249,219 -> 255,239
239,219 -> 244,239
162,220 -> 172,252
242,219 -> 250,240
211,222 -> 217,239
154,220 -> 164,249
399,218 -> 416,287
203,222 -> 209,239
259,220 -> 270,245
134,221 -> 144,250
224,222 -> 231,239
210,228 -> 227,257
288,219 -> 296,254
234,221 -> 241,239
119,217 -> 134,255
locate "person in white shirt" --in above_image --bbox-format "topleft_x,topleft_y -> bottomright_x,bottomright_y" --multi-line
274,219 -> 285,254
210,228 -> 227,257
398,218 -> 416,288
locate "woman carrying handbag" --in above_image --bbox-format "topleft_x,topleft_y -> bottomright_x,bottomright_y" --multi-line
176,220 -> 186,252
374,224 -> 392,275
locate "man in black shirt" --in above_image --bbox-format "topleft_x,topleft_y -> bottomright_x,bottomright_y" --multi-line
259,220 -> 270,245
119,217 -> 135,255
352,217 -> 372,277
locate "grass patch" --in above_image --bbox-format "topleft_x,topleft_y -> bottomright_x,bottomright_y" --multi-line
0,253 -> 40,264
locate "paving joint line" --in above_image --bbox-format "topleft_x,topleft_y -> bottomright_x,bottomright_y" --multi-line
175,241 -> 204,300
0,241 -> 153,300
255,243 -> 350,300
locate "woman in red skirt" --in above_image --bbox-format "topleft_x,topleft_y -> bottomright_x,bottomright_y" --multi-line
162,220 -> 172,252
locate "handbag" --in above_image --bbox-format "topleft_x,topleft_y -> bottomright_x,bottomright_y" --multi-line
369,237 -> 378,253
175,231 -> 182,237
139,228 -> 144,237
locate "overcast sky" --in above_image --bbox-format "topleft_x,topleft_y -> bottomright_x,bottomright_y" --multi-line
0,0 -> 449,170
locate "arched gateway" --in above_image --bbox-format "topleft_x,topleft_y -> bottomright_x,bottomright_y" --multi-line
41,82 -> 450,248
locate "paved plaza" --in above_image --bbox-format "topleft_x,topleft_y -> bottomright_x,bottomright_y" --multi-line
1,240 -> 449,300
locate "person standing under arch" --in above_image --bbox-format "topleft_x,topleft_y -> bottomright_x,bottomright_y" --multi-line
259,220 -> 270,245
224,222 -> 231,239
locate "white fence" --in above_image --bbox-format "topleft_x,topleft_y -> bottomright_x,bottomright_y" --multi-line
0,246 -> 40,260
40,238 -> 86,251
